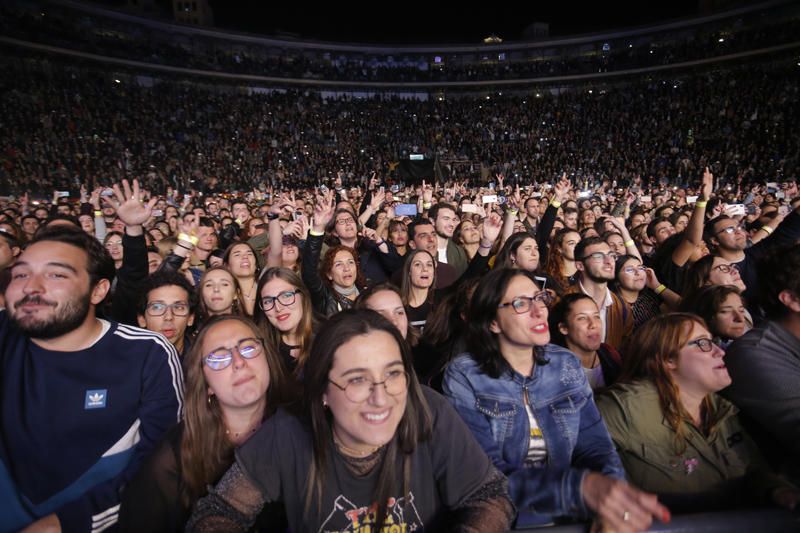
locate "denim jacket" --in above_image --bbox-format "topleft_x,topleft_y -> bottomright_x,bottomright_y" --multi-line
443,344 -> 624,523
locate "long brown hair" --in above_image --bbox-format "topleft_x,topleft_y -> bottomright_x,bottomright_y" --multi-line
196,266 -> 245,325
302,310 -> 432,529
180,315 -> 290,505
400,249 -> 436,307
543,228 -> 579,291
619,313 -> 718,454
254,267 -> 318,373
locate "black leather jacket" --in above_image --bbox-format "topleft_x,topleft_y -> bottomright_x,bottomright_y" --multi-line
301,233 -> 357,317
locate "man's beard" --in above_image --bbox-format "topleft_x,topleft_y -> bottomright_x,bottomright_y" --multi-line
585,268 -> 614,284
9,292 -> 92,339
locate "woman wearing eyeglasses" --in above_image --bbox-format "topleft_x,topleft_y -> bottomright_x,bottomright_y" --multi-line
119,316 -> 290,532
443,268 -> 669,532
188,310 -> 515,531
595,313 -> 798,513
613,255 -> 679,328
684,254 -> 747,294
254,267 -> 318,375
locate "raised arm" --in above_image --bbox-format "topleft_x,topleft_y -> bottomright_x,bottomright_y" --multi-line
672,168 -> 712,267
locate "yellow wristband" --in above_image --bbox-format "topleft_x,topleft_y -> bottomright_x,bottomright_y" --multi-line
423,202 -> 432,209
309,229 -> 325,237
507,209 -> 519,216
550,200 -> 561,209
655,284 -> 667,295
760,225 -> 773,235
695,201 -> 707,208
624,239 -> 634,247
178,233 -> 199,246
94,210 -> 102,217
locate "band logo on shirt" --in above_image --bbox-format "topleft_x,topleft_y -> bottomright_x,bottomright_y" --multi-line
319,493 -> 423,533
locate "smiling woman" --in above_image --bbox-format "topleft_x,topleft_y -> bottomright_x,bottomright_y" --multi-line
187,310 -> 514,532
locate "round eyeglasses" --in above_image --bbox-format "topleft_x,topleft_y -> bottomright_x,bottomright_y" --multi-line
497,292 -> 553,313
328,369 -> 409,403
203,337 -> 264,371
145,302 -> 191,317
259,289 -> 300,311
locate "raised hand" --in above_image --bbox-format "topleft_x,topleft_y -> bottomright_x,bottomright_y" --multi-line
481,212 -> 503,244
644,267 -> 662,291
369,189 -> 384,212
90,188 -> 102,210
104,179 -> 157,229
312,192 -> 335,232
553,173 -> 571,203
701,167 -> 713,201
422,180 -> 433,204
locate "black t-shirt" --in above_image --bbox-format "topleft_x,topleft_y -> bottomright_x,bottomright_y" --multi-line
235,387 -> 495,532
406,301 -> 431,330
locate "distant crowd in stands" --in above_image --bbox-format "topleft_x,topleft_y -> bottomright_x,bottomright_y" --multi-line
2,1 -> 799,82
2,59 -> 799,205
1,155 -> 799,531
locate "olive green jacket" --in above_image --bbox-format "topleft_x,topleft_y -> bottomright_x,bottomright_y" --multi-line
595,380 -> 792,511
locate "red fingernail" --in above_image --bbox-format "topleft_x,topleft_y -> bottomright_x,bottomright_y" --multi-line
662,510 -> 671,523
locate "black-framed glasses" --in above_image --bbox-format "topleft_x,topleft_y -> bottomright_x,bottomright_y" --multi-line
715,224 -> 745,236
687,338 -> 715,352
145,302 -> 191,317
582,251 -> 618,263
497,292 -> 553,313
711,263 -> 739,274
328,370 -> 409,403
335,217 -> 356,226
259,289 -> 300,311
204,337 -> 264,371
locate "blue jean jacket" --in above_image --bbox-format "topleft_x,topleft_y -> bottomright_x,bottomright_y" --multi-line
443,344 -> 624,523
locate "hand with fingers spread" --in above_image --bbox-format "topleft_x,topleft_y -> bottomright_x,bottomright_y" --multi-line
312,193 -> 335,233
582,473 -> 670,533
104,179 -> 157,236
553,173 -> 572,204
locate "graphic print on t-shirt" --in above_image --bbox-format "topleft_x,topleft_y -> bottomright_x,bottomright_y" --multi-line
318,492 -> 423,533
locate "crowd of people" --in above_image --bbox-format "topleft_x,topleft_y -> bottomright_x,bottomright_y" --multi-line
1,20 -> 800,529
1,150 -> 799,531
1,57 -> 799,200
2,0 -> 799,83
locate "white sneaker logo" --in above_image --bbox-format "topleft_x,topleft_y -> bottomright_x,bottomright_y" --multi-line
85,389 -> 108,409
